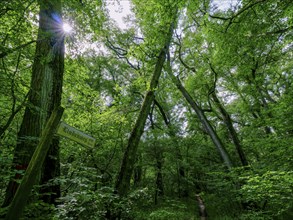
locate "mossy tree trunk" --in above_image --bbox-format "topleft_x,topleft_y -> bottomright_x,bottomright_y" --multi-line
5,107 -> 64,220
114,22 -> 175,197
39,0 -> 64,203
2,0 -> 64,207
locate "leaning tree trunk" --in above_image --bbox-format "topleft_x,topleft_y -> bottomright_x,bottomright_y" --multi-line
166,56 -> 233,169
114,22 -> 175,197
2,0 -> 64,207
210,91 -> 248,167
5,107 -> 64,220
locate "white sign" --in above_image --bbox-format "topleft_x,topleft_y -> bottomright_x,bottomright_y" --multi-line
57,122 -> 96,148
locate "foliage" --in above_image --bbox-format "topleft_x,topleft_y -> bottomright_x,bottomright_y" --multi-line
22,200 -> 56,220
0,0 -> 292,219
148,199 -> 195,220
240,171 -> 293,217
55,187 -> 152,220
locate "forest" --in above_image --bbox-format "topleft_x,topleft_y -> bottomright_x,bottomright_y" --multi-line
0,0 -> 292,219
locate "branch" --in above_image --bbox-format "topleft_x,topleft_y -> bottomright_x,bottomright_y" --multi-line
263,25 -> 293,36
0,7 -> 13,17
209,0 -> 268,31
154,98 -> 170,125
106,37 -> 140,70
175,33 -> 196,72
149,102 -> 156,129
0,92 -> 28,138
208,63 -> 218,93
0,40 -> 36,58
0,54 -> 29,138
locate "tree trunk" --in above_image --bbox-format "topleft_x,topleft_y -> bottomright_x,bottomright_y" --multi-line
2,0 -> 64,207
114,22 -> 175,197
211,91 -> 248,167
39,0 -> 64,204
154,149 -> 164,205
166,56 -> 233,169
154,99 -> 188,197
40,138 -> 61,204
196,194 -> 208,220
5,107 -> 64,220
133,154 -> 143,187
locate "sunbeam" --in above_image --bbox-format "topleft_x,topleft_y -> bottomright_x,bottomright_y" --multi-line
63,23 -> 72,33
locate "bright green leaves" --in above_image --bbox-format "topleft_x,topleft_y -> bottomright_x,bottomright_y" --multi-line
0,1 -> 37,149
63,0 -> 106,34
240,171 -> 293,217
131,0 -> 179,48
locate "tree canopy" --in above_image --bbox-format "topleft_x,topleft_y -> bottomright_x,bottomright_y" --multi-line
0,0 -> 292,219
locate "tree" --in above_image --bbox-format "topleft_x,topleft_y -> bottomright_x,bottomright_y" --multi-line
5,107 -> 64,220
3,0 -> 64,207
114,13 -> 177,196
1,0 -> 292,219
166,53 -> 233,169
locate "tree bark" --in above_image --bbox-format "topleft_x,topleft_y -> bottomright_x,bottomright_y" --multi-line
166,56 -> 233,169
211,91 -> 248,166
38,0 -> 64,205
133,154 -> 143,187
114,22 -> 175,197
2,0 -> 64,207
5,107 -> 64,220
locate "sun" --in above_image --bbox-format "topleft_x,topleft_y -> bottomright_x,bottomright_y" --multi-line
62,23 -> 72,33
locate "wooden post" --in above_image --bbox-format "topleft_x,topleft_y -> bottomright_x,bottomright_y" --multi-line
5,106 -> 64,220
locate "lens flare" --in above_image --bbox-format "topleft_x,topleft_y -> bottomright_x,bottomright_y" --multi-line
63,23 -> 72,33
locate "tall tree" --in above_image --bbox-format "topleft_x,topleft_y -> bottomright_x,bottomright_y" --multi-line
210,89 -> 248,166
165,54 -> 233,169
114,25 -> 175,196
114,1 -> 178,196
207,65 -> 248,167
2,0 -> 64,207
